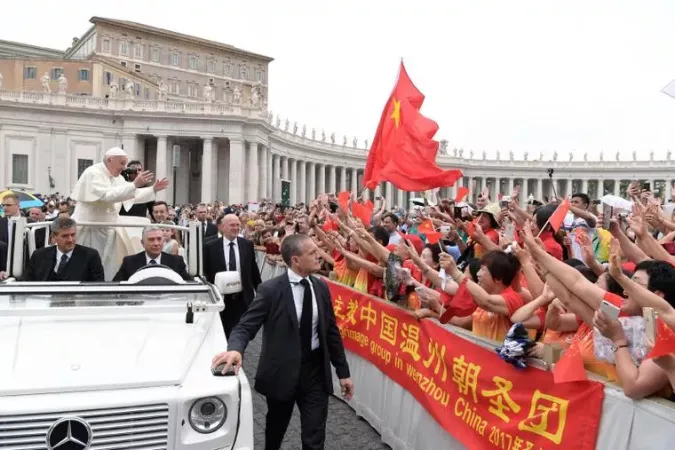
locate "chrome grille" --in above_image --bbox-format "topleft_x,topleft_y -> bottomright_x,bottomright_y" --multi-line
0,403 -> 169,450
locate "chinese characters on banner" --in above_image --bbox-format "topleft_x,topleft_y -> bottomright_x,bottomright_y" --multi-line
328,281 -> 604,450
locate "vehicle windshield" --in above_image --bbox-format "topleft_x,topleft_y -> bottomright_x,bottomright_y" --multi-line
0,291 -> 215,310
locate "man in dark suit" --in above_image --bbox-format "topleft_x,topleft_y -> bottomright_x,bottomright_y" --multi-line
113,225 -> 190,281
196,204 -> 218,239
23,217 -> 104,282
203,214 -> 261,337
0,193 -> 22,245
212,234 -> 354,450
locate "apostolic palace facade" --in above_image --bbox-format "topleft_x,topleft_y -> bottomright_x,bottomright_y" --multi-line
0,17 -> 674,206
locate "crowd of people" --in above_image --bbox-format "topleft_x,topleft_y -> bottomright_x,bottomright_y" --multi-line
3,158 -> 675,407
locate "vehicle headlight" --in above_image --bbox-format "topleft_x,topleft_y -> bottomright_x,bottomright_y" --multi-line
189,397 -> 227,433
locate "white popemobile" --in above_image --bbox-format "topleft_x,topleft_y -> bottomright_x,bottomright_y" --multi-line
0,218 -> 254,450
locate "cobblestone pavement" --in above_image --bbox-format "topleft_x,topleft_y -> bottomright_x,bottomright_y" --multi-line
242,331 -> 390,450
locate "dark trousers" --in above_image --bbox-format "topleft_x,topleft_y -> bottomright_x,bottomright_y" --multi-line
221,293 -> 247,338
265,349 -> 329,450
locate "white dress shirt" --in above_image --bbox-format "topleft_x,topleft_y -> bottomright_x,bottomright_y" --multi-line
287,268 -> 319,350
54,247 -> 74,273
146,253 -> 162,265
222,237 -> 241,273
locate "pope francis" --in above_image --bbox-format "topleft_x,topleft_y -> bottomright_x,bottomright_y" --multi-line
70,147 -> 169,280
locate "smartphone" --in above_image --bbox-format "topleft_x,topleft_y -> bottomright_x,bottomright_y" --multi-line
453,206 -> 463,218
500,195 -> 510,210
600,300 -> 621,321
440,225 -> 451,233
602,204 -> 613,229
642,182 -> 651,191
592,199 -> 602,205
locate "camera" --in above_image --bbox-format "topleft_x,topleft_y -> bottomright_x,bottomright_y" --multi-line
547,168 -> 555,177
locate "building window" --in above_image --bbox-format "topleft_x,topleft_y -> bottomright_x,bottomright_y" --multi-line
144,87 -> 150,99
12,154 -> 29,185
77,159 -> 93,179
51,68 -> 64,80
171,52 -> 179,66
136,84 -> 141,96
79,69 -> 89,81
188,55 -> 198,69
120,78 -> 127,89
207,59 -> 216,73
105,71 -> 112,85
223,63 -> 232,76
256,70 -> 264,82
120,61 -> 127,67
24,66 -> 37,79
134,44 -> 142,59
119,40 -> 128,56
169,80 -> 179,94
134,63 -> 142,73
187,83 -> 195,97
102,39 -> 111,53
239,65 -> 247,80
151,47 -> 159,62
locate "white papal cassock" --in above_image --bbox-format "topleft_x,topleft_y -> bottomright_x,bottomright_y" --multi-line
71,163 -> 155,280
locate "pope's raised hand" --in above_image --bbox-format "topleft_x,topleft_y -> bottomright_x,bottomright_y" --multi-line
134,170 -> 154,188
153,177 -> 170,192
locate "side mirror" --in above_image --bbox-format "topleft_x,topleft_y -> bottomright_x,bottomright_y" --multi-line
214,271 -> 242,296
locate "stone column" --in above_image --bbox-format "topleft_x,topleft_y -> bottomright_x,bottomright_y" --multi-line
614,179 -> 620,197
299,161 -> 307,204
282,156 -> 289,179
317,164 -> 326,196
385,183 -> 393,208
307,162 -> 316,201
247,142 -> 259,202
290,160 -> 297,205
536,178 -> 543,202
155,135 -> 168,202
350,168 -> 358,193
396,188 -> 404,208
339,167 -> 347,191
667,179 -> 673,203
581,178 -> 588,195
507,178 -> 514,197
260,145 -> 268,200
273,155 -> 282,202
228,138 -> 245,204
328,165 -> 337,194
201,137 -> 213,203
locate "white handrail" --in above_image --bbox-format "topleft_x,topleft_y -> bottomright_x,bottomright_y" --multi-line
0,303 -> 224,317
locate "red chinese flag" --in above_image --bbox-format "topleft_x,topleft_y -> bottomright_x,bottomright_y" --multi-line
352,202 -> 373,227
321,216 -> 339,232
363,61 -> 462,192
417,219 -> 435,234
337,191 -> 350,211
425,232 -> 442,245
553,340 -> 587,383
647,318 -> 675,359
439,279 -> 478,323
548,197 -> 571,232
454,186 -> 469,202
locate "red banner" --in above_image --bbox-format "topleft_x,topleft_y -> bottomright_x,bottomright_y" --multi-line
328,280 -> 604,450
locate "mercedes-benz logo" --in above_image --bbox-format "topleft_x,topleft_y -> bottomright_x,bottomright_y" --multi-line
46,417 -> 92,450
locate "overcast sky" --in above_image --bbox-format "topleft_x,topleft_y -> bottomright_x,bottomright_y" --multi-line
4,0 -> 675,161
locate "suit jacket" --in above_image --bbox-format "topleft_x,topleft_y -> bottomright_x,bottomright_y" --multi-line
199,221 -> 218,239
227,273 -> 350,401
1,217 -> 46,249
23,244 -> 105,282
203,236 -> 261,305
112,251 -> 190,281
0,240 -> 7,272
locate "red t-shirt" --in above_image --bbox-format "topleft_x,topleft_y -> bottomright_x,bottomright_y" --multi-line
472,287 -> 525,341
540,231 -> 563,261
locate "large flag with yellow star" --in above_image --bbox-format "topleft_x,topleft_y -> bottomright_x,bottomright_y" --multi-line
363,61 -> 462,192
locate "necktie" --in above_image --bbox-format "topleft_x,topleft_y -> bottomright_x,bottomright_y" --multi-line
299,279 -> 313,357
228,242 -> 237,271
56,254 -> 69,274
149,259 -> 157,265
